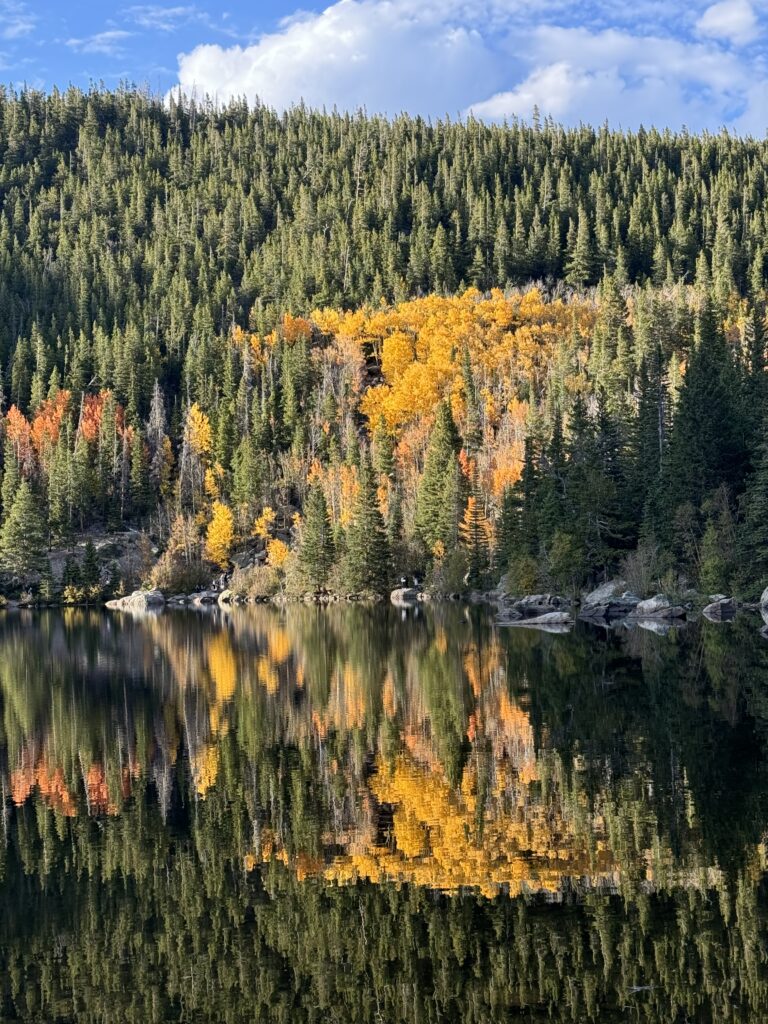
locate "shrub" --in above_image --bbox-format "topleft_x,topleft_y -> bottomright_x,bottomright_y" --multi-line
230,564 -> 281,600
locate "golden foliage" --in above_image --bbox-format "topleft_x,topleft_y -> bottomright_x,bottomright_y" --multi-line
205,501 -> 235,568
252,506 -> 276,540
186,402 -> 212,457
207,633 -> 237,703
266,538 -> 289,569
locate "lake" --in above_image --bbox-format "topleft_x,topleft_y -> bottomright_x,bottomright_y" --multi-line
1,604 -> 768,1022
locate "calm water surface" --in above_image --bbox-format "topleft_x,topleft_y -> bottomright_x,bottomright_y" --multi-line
1,604 -> 768,1022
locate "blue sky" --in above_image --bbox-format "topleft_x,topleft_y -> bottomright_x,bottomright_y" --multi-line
5,0 -> 768,132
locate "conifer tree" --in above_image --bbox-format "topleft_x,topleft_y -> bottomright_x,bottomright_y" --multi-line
738,427 -> 768,592
663,298 -> 747,527
415,401 -> 460,552
565,206 -> 594,286
130,429 -> 150,517
0,480 -> 46,576
1,438 -> 20,517
298,484 -> 335,591
345,450 -> 390,594
372,417 -> 395,479
82,540 -> 100,589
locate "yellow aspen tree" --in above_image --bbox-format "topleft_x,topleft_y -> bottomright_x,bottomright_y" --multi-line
205,501 -> 235,568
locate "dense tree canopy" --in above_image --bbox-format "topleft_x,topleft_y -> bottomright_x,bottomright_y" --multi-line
0,88 -> 765,595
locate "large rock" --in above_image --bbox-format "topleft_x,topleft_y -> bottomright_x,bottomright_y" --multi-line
630,594 -> 685,620
702,597 -> 737,622
499,611 -> 573,633
512,594 -> 570,615
390,587 -> 420,608
582,579 -> 627,608
760,587 -> 768,609
496,607 -> 523,623
191,591 -> 219,606
106,589 -> 165,612
580,591 -> 640,622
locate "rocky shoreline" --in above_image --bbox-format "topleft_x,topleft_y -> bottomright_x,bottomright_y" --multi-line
19,576 -> 767,640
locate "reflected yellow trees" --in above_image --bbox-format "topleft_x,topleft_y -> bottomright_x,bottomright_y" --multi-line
0,605 -> 765,903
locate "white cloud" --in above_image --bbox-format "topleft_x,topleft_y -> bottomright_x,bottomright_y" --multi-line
0,0 -> 34,40
66,30 -> 134,56
126,5 -> 219,33
128,6 -> 198,31
175,1 -> 503,114
696,0 -> 758,45
468,26 -> 754,127
171,0 -> 768,132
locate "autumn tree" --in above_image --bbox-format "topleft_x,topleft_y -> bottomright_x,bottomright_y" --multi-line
205,502 -> 235,569
459,493 -> 492,586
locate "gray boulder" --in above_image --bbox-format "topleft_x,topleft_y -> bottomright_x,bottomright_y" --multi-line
191,591 -> 219,606
390,587 -> 420,608
105,589 -> 165,612
702,597 -> 737,622
499,610 -> 573,633
630,594 -> 686,620
496,607 -> 523,623
580,590 -> 640,622
512,594 -> 570,615
760,587 -> 768,609
582,579 -> 627,608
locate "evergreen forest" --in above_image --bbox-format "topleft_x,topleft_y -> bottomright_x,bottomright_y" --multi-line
0,87 -> 766,597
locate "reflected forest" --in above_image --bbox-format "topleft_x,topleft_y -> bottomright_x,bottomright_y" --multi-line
2,606 -> 768,1021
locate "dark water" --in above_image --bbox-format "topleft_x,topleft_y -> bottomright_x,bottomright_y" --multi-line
1,605 -> 768,1022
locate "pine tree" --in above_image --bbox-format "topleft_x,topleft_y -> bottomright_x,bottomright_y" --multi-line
372,417 -> 395,479
345,450 -> 390,594
1,438 -> 20,517
565,206 -> 594,286
130,429 -> 150,517
298,484 -> 335,591
461,348 -> 482,454
82,540 -> 100,589
663,298 -> 747,527
738,427 -> 768,593
436,458 -> 461,553
415,401 -> 460,552
0,480 -> 47,576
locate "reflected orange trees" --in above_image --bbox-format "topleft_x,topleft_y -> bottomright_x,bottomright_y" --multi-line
0,606 -> 749,900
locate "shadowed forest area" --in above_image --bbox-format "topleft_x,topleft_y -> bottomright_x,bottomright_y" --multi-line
1,606 -> 768,1020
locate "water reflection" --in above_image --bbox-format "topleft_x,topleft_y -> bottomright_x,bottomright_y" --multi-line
1,606 -> 768,1021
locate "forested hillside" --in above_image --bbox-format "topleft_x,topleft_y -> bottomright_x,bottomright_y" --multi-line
0,87 -> 766,598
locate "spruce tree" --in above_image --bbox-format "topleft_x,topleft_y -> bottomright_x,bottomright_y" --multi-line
372,417 -> 395,479
738,428 -> 768,592
130,429 -> 150,517
299,484 -> 335,591
415,401 -> 460,553
1,438 -> 20,517
0,480 -> 47,576
663,298 -> 747,526
345,450 -> 390,594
